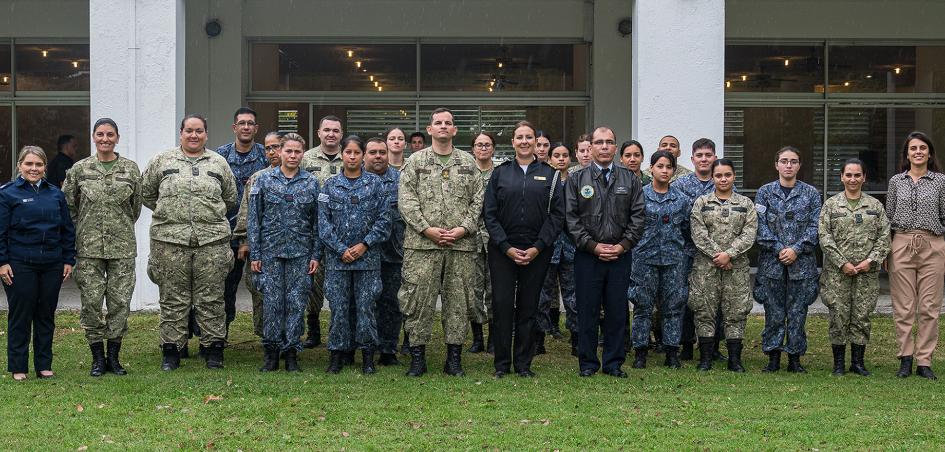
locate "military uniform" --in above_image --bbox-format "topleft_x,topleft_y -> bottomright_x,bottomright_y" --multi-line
754,180 -> 821,359
233,168 -> 270,337
398,146 -> 484,347
629,185 -> 692,353
319,171 -> 390,353
538,178 -> 577,336
248,167 -> 320,353
377,167 -> 405,355
301,146 -> 341,340
471,165 -> 494,325
141,147 -> 237,350
643,165 -> 692,183
818,193 -> 890,345
62,155 -> 142,345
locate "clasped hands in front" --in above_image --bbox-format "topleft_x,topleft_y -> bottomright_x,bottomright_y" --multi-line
592,243 -> 624,262
422,227 -> 466,247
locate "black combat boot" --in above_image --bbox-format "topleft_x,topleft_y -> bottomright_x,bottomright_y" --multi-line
378,353 -> 400,366
341,350 -> 355,365
468,322 -> 485,353
284,349 -> 301,372
696,337 -> 714,371
679,342 -> 694,361
400,333 -> 411,355
848,344 -> 870,376
486,322 -> 495,354
917,365 -> 937,380
89,342 -> 106,377
570,334 -> 579,357
105,340 -> 127,375
362,348 -> 376,375
549,308 -> 564,340
444,344 -> 465,376
726,339 -> 745,372
161,343 -> 180,371
405,345 -> 427,377
664,346 -> 681,369
205,341 -> 225,369
897,355 -> 913,378
632,347 -> 648,369
831,344 -> 846,376
302,312 -> 321,349
535,332 -> 547,355
762,351 -> 781,372
786,353 -> 806,373
180,343 -> 190,359
259,345 -> 279,372
326,351 -> 343,374
712,339 -> 727,361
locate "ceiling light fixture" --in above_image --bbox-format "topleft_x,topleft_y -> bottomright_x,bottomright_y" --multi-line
894,67 -> 901,75
72,61 -> 79,68
369,75 -> 374,82
784,58 -> 790,67
725,81 -> 731,88
377,86 -> 383,92
741,75 -> 747,81
355,60 -> 362,68
41,50 -> 48,58
346,50 -> 354,58
843,81 -> 850,87
497,62 -> 503,68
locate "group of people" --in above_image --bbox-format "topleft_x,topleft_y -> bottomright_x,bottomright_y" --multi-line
1,106 -> 942,382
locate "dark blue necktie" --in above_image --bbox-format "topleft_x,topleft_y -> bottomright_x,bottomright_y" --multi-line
601,167 -> 610,183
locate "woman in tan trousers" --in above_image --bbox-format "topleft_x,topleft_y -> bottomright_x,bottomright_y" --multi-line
885,131 -> 945,380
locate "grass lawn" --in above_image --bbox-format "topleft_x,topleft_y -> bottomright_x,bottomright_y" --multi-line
0,312 -> 943,450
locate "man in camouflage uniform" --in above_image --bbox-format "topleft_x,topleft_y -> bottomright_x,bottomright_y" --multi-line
469,133 -> 495,354
234,132 -> 283,338
319,136 -> 391,374
398,107 -> 485,377
299,115 -> 344,348
142,115 -> 237,371
818,160 -> 890,376
688,160 -> 757,372
249,133 -> 320,372
63,119 -> 142,376
642,135 -> 693,182
364,138 -> 406,366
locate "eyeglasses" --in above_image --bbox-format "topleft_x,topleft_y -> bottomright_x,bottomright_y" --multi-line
777,159 -> 800,166
474,143 -> 493,149
592,140 -> 616,146
235,121 -> 258,127
265,144 -> 282,151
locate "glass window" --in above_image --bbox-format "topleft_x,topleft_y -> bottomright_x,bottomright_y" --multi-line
0,106 -> 11,182
479,106 -> 586,158
724,107 -> 825,191
251,44 -> 416,92
828,45 -> 945,94
310,105 -> 418,144
420,44 -> 588,92
14,44 -> 89,91
249,102 -> 312,147
725,44 -> 824,93
0,45 -> 10,93
16,106 -> 90,166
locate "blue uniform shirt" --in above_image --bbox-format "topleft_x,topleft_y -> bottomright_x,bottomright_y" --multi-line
632,184 -> 690,265
754,180 -> 822,280
674,173 -> 716,257
551,179 -> 576,265
375,167 -> 405,265
318,171 -> 391,271
216,142 -> 268,245
247,168 -> 321,262
0,177 -> 76,266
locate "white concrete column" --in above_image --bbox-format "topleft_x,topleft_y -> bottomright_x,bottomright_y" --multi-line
631,0 -> 725,169
90,0 -> 186,310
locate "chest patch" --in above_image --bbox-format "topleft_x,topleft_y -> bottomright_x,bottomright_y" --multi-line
580,185 -> 594,199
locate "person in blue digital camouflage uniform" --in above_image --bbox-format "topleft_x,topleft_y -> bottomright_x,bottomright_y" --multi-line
319,135 -> 391,375
754,146 -> 821,373
628,151 -> 691,369
248,133 -> 320,373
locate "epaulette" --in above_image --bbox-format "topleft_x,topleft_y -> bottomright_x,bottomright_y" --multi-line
0,180 -> 15,190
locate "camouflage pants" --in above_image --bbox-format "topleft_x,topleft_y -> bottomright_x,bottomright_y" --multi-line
687,263 -> 752,340
399,249 -> 475,346
306,266 -> 325,332
756,274 -> 819,355
629,260 -> 689,349
243,262 -> 264,337
260,255 -> 312,352
820,270 -> 878,345
537,261 -> 577,334
378,262 -> 404,354
75,257 -> 135,344
147,240 -> 232,348
325,269 -> 381,351
470,246 -> 492,323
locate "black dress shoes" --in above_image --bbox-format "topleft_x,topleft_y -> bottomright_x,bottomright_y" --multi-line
604,368 -> 628,378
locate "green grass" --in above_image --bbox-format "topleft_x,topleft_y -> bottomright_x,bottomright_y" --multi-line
0,313 -> 943,450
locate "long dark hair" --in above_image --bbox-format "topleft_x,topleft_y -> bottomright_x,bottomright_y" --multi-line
899,131 -> 939,173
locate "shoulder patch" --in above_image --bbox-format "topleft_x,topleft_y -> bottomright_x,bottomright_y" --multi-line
317,193 -> 330,203
754,203 -> 767,215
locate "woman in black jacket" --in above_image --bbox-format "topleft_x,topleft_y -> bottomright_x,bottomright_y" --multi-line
483,120 -> 565,377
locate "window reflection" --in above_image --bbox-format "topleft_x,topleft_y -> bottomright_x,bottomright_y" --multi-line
828,46 -> 945,93
421,44 -> 588,92
15,106 -> 90,167
725,44 -> 824,93
0,106 -> 11,183
249,102 -> 312,147
0,45 -> 10,93
309,105 -> 418,144
14,44 -> 89,91
251,44 -> 416,91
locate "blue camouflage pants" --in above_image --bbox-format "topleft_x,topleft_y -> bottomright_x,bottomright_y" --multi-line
378,262 -> 404,354
630,260 -> 689,349
537,261 -> 577,334
326,269 -> 381,352
756,273 -> 819,355
260,255 -> 311,352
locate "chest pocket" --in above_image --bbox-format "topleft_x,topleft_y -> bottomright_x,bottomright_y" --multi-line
449,167 -> 474,200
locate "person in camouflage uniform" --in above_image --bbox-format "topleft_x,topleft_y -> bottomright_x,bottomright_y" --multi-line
628,151 -> 692,369
642,135 -> 693,182
688,159 -> 757,372
234,132 -> 283,338
818,158 -> 890,377
398,108 -> 485,377
299,115 -> 345,348
468,131 -> 495,354
141,115 -> 237,371
364,137 -> 405,366
754,146 -> 821,373
319,135 -> 391,375
249,133 -> 320,373
62,118 -> 142,377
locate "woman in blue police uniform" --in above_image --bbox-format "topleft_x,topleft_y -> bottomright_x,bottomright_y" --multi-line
0,146 -> 76,381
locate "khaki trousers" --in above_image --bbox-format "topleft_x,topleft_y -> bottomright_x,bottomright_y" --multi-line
888,231 -> 945,366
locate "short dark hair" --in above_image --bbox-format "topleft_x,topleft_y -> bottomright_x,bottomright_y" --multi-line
366,137 -> 387,147
472,131 -> 497,148
841,158 -> 865,175
712,158 -> 736,174
233,107 -> 257,122
650,150 -> 676,168
551,142 -> 574,160
341,135 -> 365,152
592,127 -> 616,143
57,134 -> 75,151
620,140 -> 644,155
692,138 -> 716,154
92,118 -> 119,136
318,115 -> 343,129
409,132 -> 426,142
900,131 -> 939,173
179,114 -> 208,132
535,129 -> 549,140
429,107 -> 453,123
659,135 -> 680,147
